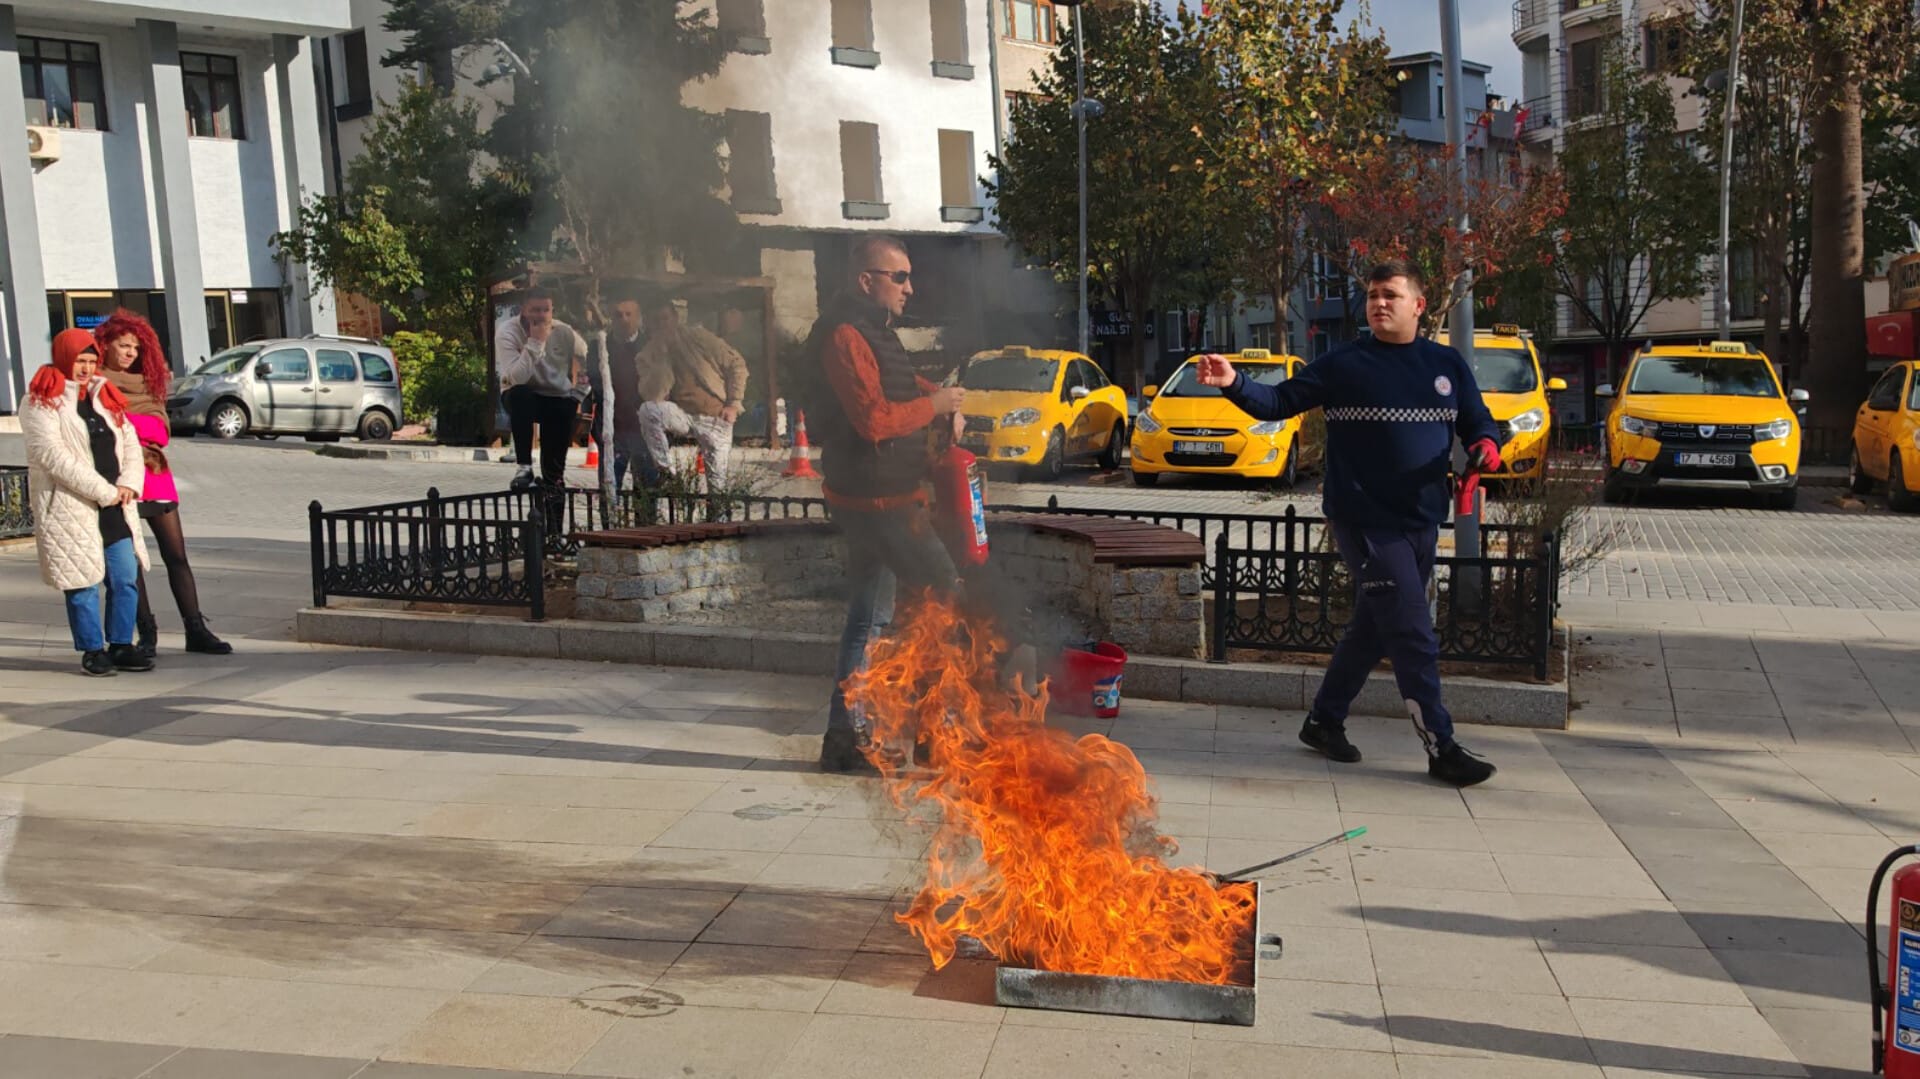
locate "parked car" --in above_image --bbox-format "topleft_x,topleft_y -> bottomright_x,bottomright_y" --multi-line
1850,358 -> 1920,511
168,336 -> 402,442
953,347 -> 1130,480
1440,324 -> 1567,491
1129,350 -> 1308,488
1597,341 -> 1807,509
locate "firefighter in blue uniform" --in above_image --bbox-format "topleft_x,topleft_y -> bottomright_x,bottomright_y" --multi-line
1197,260 -> 1504,787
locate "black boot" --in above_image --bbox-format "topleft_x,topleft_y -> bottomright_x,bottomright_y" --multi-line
107,644 -> 155,672
1428,741 -> 1497,787
136,611 -> 158,661
1300,714 -> 1362,764
184,615 -> 233,655
80,650 -> 117,677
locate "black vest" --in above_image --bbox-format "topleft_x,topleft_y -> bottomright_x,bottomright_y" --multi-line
804,297 -> 928,498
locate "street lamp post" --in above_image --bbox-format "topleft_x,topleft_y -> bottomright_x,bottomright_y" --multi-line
1714,0 -> 1746,338
1440,0 -> 1484,609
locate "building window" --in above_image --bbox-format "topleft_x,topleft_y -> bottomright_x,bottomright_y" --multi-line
336,30 -> 372,120
182,52 -> 245,139
20,36 -> 107,131
832,0 -> 874,50
1248,322 -> 1277,351
1307,254 -> 1346,303
1568,39 -> 1604,119
938,129 -> 978,210
841,120 -> 885,216
1644,19 -> 1688,73
1007,0 -> 1059,45
726,109 -> 779,214
717,0 -> 769,52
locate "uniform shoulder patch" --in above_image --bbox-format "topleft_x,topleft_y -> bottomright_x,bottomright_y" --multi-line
1433,375 -> 1453,397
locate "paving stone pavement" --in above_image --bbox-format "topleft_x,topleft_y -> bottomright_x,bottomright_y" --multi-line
3,434 -> 1917,1076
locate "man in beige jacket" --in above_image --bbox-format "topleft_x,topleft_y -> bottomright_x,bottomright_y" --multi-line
635,299 -> 749,489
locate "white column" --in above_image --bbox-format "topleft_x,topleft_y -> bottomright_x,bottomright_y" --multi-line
0,5 -> 48,409
275,33 -> 335,337
139,18 -> 210,374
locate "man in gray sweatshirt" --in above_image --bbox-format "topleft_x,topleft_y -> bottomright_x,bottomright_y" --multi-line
496,289 -> 588,491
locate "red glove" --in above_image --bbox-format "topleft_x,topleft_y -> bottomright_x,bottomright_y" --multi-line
1467,438 -> 1502,473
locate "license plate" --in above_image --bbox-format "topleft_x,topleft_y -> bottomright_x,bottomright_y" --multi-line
1675,452 -> 1737,467
1174,440 -> 1225,454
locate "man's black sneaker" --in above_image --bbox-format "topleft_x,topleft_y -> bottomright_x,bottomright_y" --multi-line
1299,715 -> 1362,763
80,650 -> 117,677
1428,741 -> 1496,787
107,644 -> 155,672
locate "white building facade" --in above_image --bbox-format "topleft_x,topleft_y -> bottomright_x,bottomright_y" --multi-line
0,0 -> 350,411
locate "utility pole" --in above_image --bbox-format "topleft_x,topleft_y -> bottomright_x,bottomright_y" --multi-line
1440,0 -> 1483,609
1715,0 -> 1746,338
1072,5 -> 1091,358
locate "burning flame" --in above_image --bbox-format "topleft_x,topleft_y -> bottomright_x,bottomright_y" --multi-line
845,597 -> 1256,985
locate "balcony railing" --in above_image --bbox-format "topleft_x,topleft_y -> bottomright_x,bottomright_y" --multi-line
1513,0 -> 1548,35
1516,95 -> 1556,136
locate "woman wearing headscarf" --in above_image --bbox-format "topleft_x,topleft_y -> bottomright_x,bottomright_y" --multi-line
94,311 -> 231,656
19,328 -> 153,676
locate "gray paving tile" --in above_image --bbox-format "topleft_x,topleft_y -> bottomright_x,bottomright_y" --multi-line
144,1048 -> 367,1078
0,1036 -> 178,1079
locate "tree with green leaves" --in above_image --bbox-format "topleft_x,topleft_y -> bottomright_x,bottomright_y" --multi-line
987,1 -> 1223,389
1194,0 -> 1398,339
1864,62 -> 1920,265
272,78 -> 524,344
1551,40 -> 1716,388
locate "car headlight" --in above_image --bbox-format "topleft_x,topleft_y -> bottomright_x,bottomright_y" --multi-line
1001,408 -> 1041,428
1619,415 -> 1659,437
1508,408 -> 1545,434
1135,410 -> 1163,434
1248,420 -> 1286,436
174,377 -> 201,395
1753,418 -> 1794,442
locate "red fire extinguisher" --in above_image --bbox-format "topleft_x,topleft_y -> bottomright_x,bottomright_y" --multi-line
1870,844 -> 1920,1075
931,443 -> 990,567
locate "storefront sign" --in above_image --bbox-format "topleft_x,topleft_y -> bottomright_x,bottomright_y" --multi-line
1891,253 -> 1920,312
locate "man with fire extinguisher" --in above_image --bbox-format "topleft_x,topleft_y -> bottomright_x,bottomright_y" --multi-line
802,235 -> 969,773
1197,260 -> 1502,787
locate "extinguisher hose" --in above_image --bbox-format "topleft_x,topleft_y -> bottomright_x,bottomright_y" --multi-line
1869,844 -> 1920,1072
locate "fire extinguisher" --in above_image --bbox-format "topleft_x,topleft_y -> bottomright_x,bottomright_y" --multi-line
1870,844 -> 1920,1075
931,443 -> 990,567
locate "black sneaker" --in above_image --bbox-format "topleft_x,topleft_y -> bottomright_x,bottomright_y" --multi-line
80,650 -> 117,677
819,729 -> 879,775
107,644 -> 155,672
1428,741 -> 1496,787
509,466 -> 536,492
1300,715 -> 1362,763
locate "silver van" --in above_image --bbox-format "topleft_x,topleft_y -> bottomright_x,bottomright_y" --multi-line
167,336 -> 403,441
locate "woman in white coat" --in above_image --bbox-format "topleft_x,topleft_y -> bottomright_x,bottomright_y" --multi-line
20,328 -> 152,676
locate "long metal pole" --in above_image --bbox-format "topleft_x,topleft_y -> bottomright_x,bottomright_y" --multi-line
1440,0 -> 1483,609
1074,7 -> 1090,358
1716,0 -> 1746,338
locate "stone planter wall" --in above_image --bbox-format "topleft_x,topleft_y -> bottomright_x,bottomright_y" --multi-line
987,525 -> 1205,659
573,530 -> 841,623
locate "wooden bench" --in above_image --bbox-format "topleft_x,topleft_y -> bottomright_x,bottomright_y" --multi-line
993,514 -> 1205,567
574,517 -> 835,549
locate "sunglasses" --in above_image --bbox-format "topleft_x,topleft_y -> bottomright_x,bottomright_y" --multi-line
863,269 -> 912,285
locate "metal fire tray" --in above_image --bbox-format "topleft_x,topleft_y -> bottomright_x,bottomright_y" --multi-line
993,890 -> 1277,1026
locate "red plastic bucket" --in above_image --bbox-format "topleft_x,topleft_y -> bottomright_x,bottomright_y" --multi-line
1052,642 -> 1128,719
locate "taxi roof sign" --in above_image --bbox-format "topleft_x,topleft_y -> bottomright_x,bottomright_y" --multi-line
1490,323 -> 1523,337
1707,341 -> 1748,354
1000,345 -> 1033,358
1238,348 -> 1271,359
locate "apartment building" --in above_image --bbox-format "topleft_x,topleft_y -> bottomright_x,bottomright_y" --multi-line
0,0 -> 349,411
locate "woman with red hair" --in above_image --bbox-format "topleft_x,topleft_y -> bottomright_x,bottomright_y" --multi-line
95,310 -> 231,656
20,328 -> 153,676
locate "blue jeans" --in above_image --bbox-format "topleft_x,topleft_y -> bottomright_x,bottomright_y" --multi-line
64,537 -> 139,652
1310,522 -> 1455,753
827,503 -> 959,738
610,431 -> 659,489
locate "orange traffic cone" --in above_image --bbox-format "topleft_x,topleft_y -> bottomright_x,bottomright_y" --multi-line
783,410 -> 821,479
584,443 -> 599,468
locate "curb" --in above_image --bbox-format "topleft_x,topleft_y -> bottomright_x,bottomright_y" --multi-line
296,607 -> 1569,730
316,444 -> 505,464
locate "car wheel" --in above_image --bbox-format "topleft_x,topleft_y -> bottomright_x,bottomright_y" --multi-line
1849,448 -> 1875,494
358,411 -> 395,442
207,401 -> 248,440
1130,468 -> 1159,487
1601,471 -> 1629,505
1273,445 -> 1298,490
1030,427 -> 1065,482
1892,455 -> 1918,513
1096,422 -> 1126,471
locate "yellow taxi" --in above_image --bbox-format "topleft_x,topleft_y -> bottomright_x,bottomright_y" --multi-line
1440,324 -> 1568,488
1850,359 -> 1920,512
1598,341 -> 1808,509
954,347 -> 1130,480
1129,350 -> 1308,487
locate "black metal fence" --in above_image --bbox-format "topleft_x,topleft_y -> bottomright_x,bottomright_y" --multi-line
310,488 -> 559,620
0,466 -> 29,541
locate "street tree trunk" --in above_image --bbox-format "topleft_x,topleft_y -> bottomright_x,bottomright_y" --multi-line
1805,42 -> 1868,434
